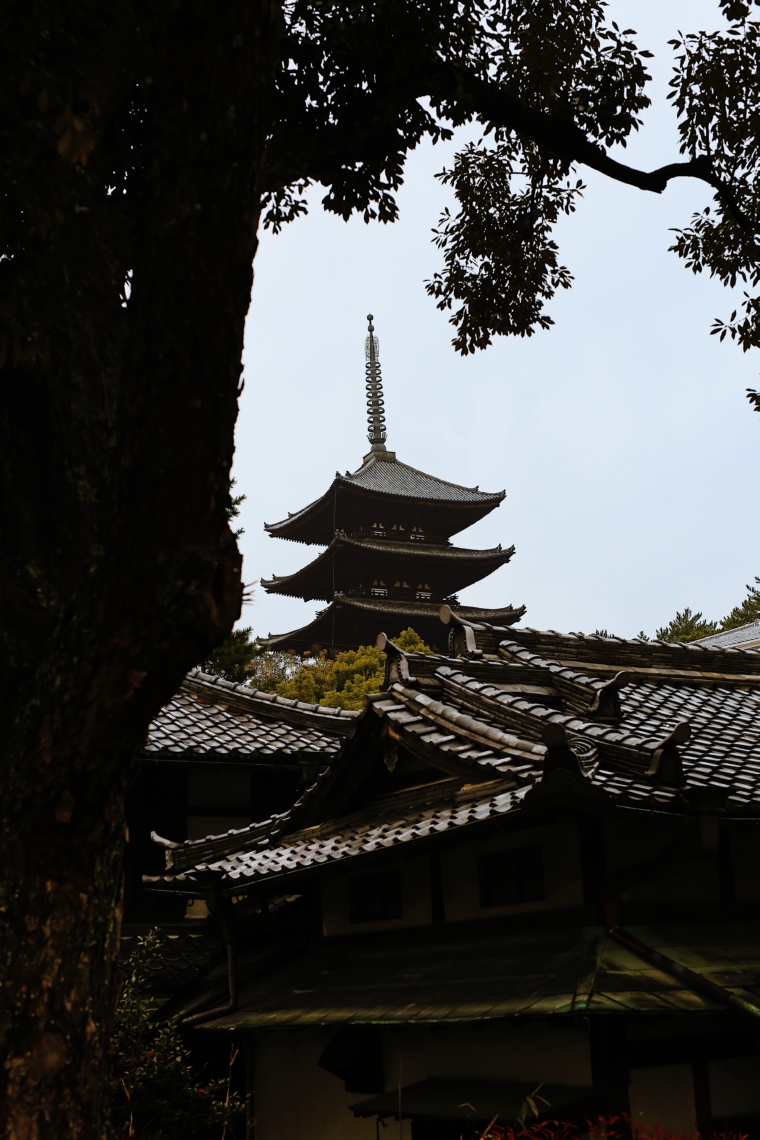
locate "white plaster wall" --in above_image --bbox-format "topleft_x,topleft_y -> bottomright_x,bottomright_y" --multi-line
381,1023 -> 592,1090
628,1064 -> 697,1133
321,854 -> 433,937
604,817 -> 721,903
441,819 -> 584,923
709,1056 -> 760,1117
254,1023 -> 592,1140
731,831 -> 760,900
254,1028 -> 410,1140
187,766 -> 251,808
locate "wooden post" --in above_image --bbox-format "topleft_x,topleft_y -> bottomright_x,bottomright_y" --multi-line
589,1018 -> 630,1124
692,1058 -> 713,1138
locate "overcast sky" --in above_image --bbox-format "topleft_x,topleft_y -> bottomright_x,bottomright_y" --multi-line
232,0 -> 760,645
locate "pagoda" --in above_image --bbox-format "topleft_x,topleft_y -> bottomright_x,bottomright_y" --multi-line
263,316 -> 525,652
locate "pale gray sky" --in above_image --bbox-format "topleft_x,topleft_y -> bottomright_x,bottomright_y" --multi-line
233,0 -> 760,644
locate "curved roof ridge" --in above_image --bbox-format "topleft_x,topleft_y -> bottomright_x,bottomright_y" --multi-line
184,668 -> 360,720
514,626 -> 760,656
264,598 -> 525,651
263,483 -> 332,533
343,452 -> 505,500
264,455 -> 506,538
262,537 -> 514,595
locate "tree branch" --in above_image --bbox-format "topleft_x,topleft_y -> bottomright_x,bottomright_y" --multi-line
438,66 -> 758,233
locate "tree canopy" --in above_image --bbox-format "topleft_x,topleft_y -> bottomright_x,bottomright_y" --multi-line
259,0 -> 760,364
204,627 -> 433,709
652,576 -> 760,643
7,2 -> 760,371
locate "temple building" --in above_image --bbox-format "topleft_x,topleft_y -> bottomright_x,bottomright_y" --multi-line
146,614 -> 760,1139
262,317 -> 524,651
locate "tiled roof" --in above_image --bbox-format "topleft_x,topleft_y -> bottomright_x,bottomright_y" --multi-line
195,921 -> 760,1029
265,597 -> 525,651
261,537 -> 514,601
160,778 -> 524,886
120,930 -> 223,994
266,457 -> 504,535
146,622 -> 760,895
471,624 -> 760,677
696,620 -> 760,650
340,455 -> 504,503
143,669 -> 359,761
264,456 -> 505,545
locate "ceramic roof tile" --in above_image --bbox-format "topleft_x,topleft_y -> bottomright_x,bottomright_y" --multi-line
147,621 -> 760,894
143,669 -> 358,761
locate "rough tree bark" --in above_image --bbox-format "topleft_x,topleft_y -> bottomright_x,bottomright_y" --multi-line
0,2 -> 281,1136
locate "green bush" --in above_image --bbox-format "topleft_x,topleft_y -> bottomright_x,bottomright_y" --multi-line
276,628 -> 433,710
108,932 -> 244,1139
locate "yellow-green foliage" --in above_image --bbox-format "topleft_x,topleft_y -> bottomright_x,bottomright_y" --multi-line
275,627 -> 432,710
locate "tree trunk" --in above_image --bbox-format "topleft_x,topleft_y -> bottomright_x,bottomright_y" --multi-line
0,2 -> 281,1135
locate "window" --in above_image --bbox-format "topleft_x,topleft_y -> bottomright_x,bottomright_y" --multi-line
348,869 -> 403,923
371,587 -> 388,597
416,590 -> 432,600
478,846 -> 544,908
410,532 -> 424,542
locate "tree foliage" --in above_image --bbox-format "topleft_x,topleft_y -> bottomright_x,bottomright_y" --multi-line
721,575 -> 760,628
258,0 -> 760,360
227,479 -> 246,538
652,576 -> 760,642
655,607 -> 720,644
207,627 -> 432,708
6,1 -> 760,425
668,14 -> 760,354
202,626 -> 265,685
276,627 -> 432,709
109,933 -> 244,1139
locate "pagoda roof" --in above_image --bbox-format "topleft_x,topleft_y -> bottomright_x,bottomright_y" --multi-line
264,596 -> 525,652
265,453 -> 505,545
261,535 -> 515,601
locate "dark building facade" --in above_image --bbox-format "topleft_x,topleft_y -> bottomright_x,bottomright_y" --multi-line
123,669 -> 359,923
262,317 -> 524,651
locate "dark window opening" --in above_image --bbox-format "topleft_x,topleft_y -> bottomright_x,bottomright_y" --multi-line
478,845 -> 544,908
349,869 -> 403,923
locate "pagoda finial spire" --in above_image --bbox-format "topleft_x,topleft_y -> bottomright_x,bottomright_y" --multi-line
365,314 -> 388,455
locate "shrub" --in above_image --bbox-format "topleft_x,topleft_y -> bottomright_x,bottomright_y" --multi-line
108,931 -> 244,1139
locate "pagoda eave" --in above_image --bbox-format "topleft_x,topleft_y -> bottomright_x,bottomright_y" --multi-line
261,539 -> 515,602
264,596 -> 526,654
264,456 -> 506,546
